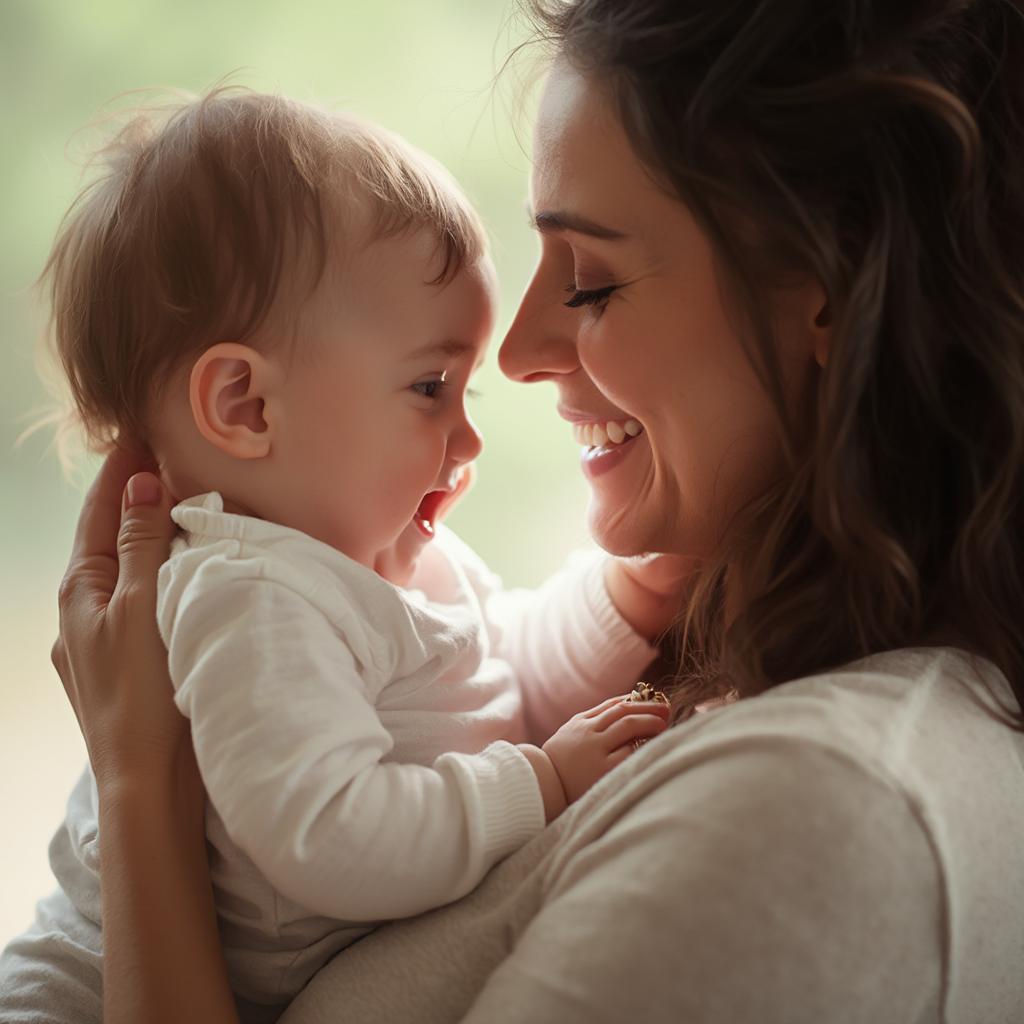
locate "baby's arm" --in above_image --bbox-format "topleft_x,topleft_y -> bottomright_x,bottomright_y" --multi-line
160,567 -> 547,922
442,531 -> 665,741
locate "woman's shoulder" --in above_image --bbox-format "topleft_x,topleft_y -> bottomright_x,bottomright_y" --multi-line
561,645 -> 1024,1022
577,648 -> 988,832
621,646 -> 1022,849
687,646 -> 1015,771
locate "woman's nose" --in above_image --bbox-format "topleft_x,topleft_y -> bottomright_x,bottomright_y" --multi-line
499,271 -> 581,383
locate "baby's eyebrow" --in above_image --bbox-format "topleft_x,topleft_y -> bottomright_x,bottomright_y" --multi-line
407,339 -> 476,361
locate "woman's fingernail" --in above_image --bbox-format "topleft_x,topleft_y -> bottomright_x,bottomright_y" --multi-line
126,473 -> 161,508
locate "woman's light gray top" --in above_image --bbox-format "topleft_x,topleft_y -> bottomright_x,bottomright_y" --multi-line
281,647 -> 1024,1024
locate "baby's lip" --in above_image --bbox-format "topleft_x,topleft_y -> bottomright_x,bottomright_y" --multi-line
414,491 -> 446,535
444,464 -> 475,503
415,466 -> 476,533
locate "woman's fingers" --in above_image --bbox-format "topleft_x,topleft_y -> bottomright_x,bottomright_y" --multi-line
111,472 -> 176,608
63,448 -> 153,616
602,712 -> 669,751
55,456 -> 187,785
70,448 -> 149,565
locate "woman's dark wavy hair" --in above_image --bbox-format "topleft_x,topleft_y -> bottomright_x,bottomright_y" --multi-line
525,0 -> 1024,726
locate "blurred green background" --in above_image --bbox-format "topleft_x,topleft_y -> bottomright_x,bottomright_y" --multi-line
0,0 -> 592,944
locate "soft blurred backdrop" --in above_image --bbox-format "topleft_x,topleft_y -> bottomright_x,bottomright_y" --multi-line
0,0 -> 592,945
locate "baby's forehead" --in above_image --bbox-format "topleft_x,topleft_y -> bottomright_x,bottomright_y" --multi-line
302,232 -> 494,362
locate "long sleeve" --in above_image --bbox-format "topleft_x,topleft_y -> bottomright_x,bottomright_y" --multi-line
443,531 -> 659,742
157,564 -> 544,922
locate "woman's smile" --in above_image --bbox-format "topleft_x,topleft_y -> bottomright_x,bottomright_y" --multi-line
570,417 -> 643,449
579,428 -> 644,475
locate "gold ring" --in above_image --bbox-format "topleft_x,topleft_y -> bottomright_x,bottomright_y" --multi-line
625,681 -> 670,705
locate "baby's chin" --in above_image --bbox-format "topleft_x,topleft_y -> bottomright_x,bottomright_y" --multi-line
371,523 -> 430,587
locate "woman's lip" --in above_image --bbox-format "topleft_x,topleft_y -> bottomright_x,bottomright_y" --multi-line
580,431 -> 643,479
557,404 -> 632,424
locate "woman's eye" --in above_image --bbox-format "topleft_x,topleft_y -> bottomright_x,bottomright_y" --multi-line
412,379 -> 447,400
564,283 -> 618,310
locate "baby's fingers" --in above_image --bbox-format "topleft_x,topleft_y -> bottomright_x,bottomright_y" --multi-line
592,697 -> 671,731
604,745 -> 635,773
579,695 -> 629,719
602,713 -> 669,751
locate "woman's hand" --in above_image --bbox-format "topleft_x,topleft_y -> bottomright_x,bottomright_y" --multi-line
604,553 -> 698,643
51,447 -> 191,792
52,448 -> 238,1024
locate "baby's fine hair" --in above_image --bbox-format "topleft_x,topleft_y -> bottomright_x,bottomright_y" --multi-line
41,86 -> 488,454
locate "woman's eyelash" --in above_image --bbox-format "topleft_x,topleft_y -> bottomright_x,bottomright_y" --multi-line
564,283 -> 618,309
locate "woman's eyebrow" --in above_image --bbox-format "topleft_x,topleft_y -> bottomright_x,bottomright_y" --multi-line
531,209 -> 628,241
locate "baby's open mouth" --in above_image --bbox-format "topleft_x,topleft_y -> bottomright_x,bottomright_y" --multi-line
412,466 -> 474,539
413,490 -> 448,538
413,489 -> 458,544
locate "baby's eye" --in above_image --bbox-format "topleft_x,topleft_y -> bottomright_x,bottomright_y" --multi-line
412,378 -> 448,400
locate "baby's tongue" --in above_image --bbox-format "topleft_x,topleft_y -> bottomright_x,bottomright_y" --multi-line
415,491 -> 445,535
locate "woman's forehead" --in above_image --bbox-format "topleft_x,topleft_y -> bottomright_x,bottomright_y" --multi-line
531,61 -> 683,251
532,61 -> 618,197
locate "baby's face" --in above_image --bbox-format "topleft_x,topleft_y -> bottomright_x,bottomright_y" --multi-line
270,229 -> 495,584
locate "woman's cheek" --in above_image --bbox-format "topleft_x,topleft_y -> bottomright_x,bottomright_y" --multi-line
578,318 -> 656,416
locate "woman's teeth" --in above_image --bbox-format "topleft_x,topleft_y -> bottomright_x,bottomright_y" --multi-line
572,419 -> 643,449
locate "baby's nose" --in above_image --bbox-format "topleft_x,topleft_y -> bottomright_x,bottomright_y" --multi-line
451,413 -> 484,463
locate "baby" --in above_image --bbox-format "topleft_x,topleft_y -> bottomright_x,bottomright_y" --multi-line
4,89 -> 671,1021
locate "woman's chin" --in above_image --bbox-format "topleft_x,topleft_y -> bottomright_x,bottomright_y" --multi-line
585,502 -> 661,558
579,431 -> 668,554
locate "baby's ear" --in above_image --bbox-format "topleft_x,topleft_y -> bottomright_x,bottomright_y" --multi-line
189,343 -> 279,459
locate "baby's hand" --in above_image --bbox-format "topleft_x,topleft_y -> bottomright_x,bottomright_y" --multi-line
542,694 -> 671,804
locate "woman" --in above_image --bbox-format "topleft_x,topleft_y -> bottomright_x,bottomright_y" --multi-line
45,0 -> 1024,1020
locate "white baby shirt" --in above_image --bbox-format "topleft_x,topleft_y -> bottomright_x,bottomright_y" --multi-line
152,492 -> 658,1006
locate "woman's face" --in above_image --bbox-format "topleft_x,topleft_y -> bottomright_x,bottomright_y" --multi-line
500,60 -> 822,560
